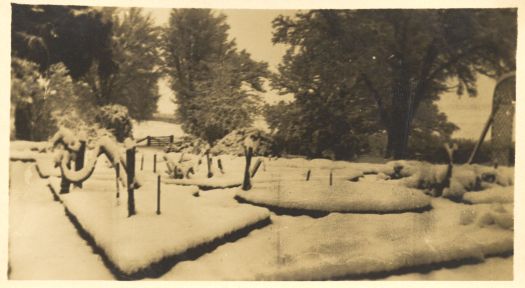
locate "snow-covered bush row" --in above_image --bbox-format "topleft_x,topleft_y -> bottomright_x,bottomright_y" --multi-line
161,198 -> 513,280
236,180 -> 431,213
379,160 -> 513,199
463,187 -> 514,204
163,136 -> 209,154
10,141 -> 49,152
48,177 -> 270,276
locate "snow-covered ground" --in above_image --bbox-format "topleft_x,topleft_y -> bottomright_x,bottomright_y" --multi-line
8,161 -> 113,280
159,198 -> 513,280
8,141 -> 515,280
47,170 -> 270,277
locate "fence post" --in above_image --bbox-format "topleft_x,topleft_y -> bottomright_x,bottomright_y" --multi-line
242,147 -> 253,191
329,170 -> 333,186
147,136 -> 151,147
126,147 -> 136,217
140,154 -> 144,171
306,169 -> 311,181
153,153 -> 157,173
156,174 -> 161,215
73,140 -> 86,188
170,135 -> 174,144
60,159 -> 71,194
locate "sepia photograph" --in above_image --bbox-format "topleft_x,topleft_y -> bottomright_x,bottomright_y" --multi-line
1,0 -> 521,284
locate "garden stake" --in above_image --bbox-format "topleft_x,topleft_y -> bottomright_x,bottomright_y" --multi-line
156,174 -> 161,215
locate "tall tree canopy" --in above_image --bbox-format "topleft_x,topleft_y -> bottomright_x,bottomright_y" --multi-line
163,9 -> 269,144
11,4 -> 116,79
83,8 -> 163,119
271,9 -> 516,159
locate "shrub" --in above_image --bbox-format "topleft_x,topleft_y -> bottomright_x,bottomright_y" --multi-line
95,104 -> 133,142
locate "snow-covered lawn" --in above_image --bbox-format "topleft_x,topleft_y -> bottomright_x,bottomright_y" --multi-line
47,170 -> 271,278
160,198 -> 513,280
8,141 -> 515,280
8,161 -> 113,280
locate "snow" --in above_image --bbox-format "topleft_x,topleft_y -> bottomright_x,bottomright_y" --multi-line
132,120 -> 186,140
47,170 -> 270,276
236,180 -> 432,213
8,162 -> 113,279
9,150 -> 40,162
161,198 -> 513,280
8,140 -> 515,280
10,140 -> 49,152
463,186 -> 514,204
383,256 -> 512,280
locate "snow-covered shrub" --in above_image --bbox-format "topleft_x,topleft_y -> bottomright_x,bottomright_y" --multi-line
210,128 -> 275,156
164,136 -> 209,154
95,104 -> 133,142
11,57 -> 94,141
382,160 -> 512,200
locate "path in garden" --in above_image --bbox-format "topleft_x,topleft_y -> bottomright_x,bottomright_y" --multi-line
8,161 -> 114,280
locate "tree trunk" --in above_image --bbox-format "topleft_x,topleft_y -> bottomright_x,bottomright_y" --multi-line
386,82 -> 412,159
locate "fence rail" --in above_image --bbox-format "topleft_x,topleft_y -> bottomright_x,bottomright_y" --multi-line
136,135 -> 175,147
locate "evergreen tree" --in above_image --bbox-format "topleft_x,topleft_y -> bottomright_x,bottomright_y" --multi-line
163,9 -> 269,144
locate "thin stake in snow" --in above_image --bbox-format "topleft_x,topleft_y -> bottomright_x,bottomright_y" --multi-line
140,154 -> 144,171
156,174 -> 161,215
242,146 -> 253,191
329,170 -> 333,186
153,153 -> 157,173
206,150 -> 213,178
115,162 -> 120,199
217,158 -> 224,174
306,169 -> 311,181
251,158 -> 263,178
126,147 -> 136,217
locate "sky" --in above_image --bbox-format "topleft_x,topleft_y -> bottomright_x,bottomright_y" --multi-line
143,8 -> 497,140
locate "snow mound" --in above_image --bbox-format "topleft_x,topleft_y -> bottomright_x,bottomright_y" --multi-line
10,150 -> 40,162
10,141 -> 50,162
10,140 -> 49,152
161,199 -> 513,280
463,187 -> 514,204
236,180 -> 431,213
460,203 -> 513,230
47,176 -> 270,277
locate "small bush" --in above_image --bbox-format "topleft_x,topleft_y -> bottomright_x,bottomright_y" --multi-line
95,104 -> 133,142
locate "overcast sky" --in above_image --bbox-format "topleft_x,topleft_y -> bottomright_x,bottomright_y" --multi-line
142,8 -> 497,140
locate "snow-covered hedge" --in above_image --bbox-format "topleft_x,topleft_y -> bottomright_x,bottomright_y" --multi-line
236,180 -> 432,213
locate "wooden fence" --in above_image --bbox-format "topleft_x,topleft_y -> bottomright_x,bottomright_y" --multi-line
136,135 -> 174,147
